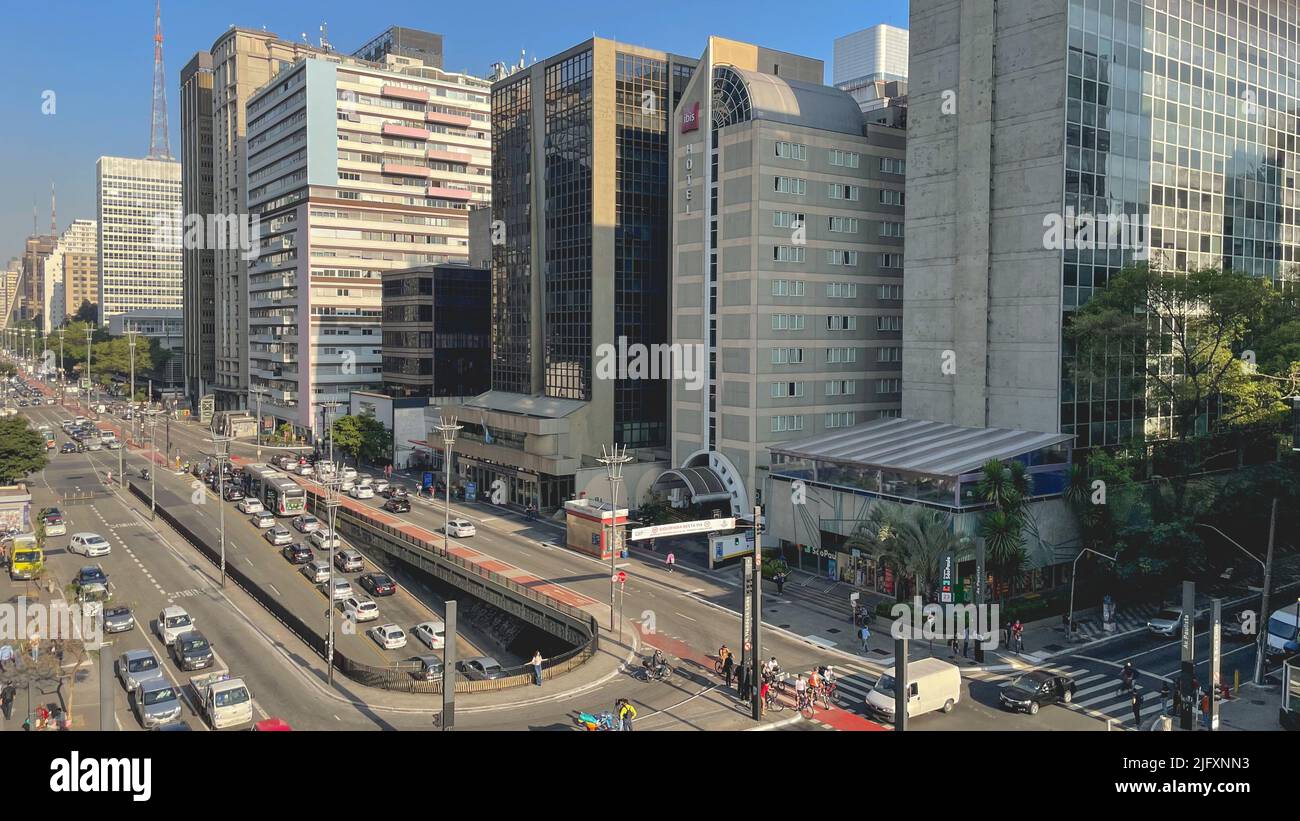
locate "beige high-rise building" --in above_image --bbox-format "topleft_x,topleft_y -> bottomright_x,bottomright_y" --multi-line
1,258 -> 20,331
244,48 -> 491,436
43,219 -> 98,329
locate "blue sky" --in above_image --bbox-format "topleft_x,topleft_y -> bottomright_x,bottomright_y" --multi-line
0,0 -> 909,263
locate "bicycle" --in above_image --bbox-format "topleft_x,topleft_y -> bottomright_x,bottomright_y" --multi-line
763,686 -> 784,713
638,662 -> 673,683
795,689 -> 816,719
816,681 -> 837,710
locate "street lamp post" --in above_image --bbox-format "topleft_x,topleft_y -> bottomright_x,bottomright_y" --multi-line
250,387 -> 267,462
1195,500 -> 1276,685
146,411 -> 159,520
211,432 -> 230,588
84,326 -> 93,413
433,417 -> 462,556
1067,547 -> 1119,640
56,329 -> 64,407
597,444 -> 633,632
126,322 -> 137,407
322,477 -> 341,685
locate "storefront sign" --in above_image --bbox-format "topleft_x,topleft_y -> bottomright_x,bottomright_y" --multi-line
681,101 -> 700,133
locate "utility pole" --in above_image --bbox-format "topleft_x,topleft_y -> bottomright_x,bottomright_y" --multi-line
251,387 -> 265,462
126,322 -> 138,407
1256,497 -> 1277,686
434,417 -> 462,556
212,431 -> 230,588
598,444 -> 632,632
84,326 -> 92,411
1067,548 -> 1119,641
147,411 -> 159,519
57,329 -> 64,407
323,477 -> 341,685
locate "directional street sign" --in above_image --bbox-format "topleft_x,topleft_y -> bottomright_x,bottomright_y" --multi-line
616,571 -> 627,585
631,518 -> 736,541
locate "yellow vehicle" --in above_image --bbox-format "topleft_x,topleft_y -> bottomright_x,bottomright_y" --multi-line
7,534 -> 44,581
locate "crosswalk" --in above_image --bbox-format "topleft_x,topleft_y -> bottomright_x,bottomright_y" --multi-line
965,662 -> 1164,725
1066,603 -> 1164,641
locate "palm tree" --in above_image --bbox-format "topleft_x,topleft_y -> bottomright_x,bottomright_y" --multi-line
866,502 -> 971,601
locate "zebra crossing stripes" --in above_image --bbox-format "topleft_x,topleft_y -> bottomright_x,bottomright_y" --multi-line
967,663 -> 1156,723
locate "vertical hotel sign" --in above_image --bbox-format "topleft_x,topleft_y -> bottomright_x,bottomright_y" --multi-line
681,100 -> 700,132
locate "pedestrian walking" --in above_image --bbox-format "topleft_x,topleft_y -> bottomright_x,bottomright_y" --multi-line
665,552 -> 675,573
775,571 -> 785,595
648,538 -> 657,554
1172,684 -> 1183,718
1201,692 -> 1211,730
859,623 -> 871,652
1159,682 -> 1170,715
0,683 -> 15,721
1012,620 -> 1024,653
722,651 -> 735,688
759,679 -> 770,717
617,698 -> 637,732
531,650 -> 543,686
1131,689 -> 1143,726
1004,620 -> 1013,648
949,634 -> 959,658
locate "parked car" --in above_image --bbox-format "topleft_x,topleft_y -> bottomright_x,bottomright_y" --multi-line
133,679 -> 183,728
369,623 -> 407,650
282,543 -> 314,564
322,578 -> 354,601
358,573 -> 397,597
292,514 -> 320,533
998,670 -> 1076,715
301,560 -> 331,584
383,497 -> 411,513
170,630 -> 215,671
310,529 -> 341,551
446,518 -> 476,538
456,657 -> 506,681
236,497 -> 263,514
412,619 -> 446,650
334,548 -> 364,573
69,532 -> 111,557
102,605 -> 136,634
263,525 -> 293,545
155,606 -> 195,646
250,511 -> 276,529
348,484 -> 375,499
117,648 -> 165,693
341,596 -> 380,623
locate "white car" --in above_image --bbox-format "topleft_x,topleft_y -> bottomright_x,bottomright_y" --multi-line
155,606 -> 195,646
357,474 -> 373,487
446,518 -> 476,538
369,623 -> 407,650
263,525 -> 293,545
301,560 -> 331,584
236,497 -> 264,514
250,511 -> 276,529
412,620 -> 446,650
341,467 -> 358,482
292,514 -> 320,533
322,578 -> 353,601
372,478 -> 390,493
69,532 -> 112,557
339,477 -> 356,492
297,463 -> 316,476
341,596 -> 380,623
348,484 -> 374,499
310,529 -> 341,551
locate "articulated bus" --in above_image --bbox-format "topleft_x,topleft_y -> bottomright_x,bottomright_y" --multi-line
242,464 -> 307,516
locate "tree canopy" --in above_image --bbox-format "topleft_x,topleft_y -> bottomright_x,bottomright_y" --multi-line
0,417 -> 49,482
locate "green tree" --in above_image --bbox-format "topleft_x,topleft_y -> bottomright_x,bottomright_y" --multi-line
861,502 -> 970,602
331,413 -> 390,467
0,417 -> 50,482
72,300 -> 98,325
976,459 -> 1036,603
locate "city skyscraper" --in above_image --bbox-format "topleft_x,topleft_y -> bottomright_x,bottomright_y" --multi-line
95,155 -> 183,324
904,0 -> 1300,448
180,50 -> 215,409
43,218 -> 98,329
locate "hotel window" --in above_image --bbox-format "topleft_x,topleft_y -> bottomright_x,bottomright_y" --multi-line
774,176 -> 807,195
770,381 -> 805,398
771,314 -> 805,331
877,284 -> 902,300
876,378 -> 901,394
826,379 -> 856,396
877,408 -> 901,419
825,411 -> 855,429
826,346 -> 856,363
826,282 -> 857,298
879,221 -> 904,238
775,141 -> 807,161
771,414 -> 804,433
879,157 -> 906,175
774,245 -> 806,263
879,189 -> 904,206
826,250 -> 859,266
880,253 -> 904,269
876,315 -> 902,332
773,210 -> 805,229
828,216 -> 859,234
877,346 -> 901,363
829,149 -> 860,168
828,183 -> 860,201
827,315 -> 857,331
771,279 -> 805,296
771,347 -> 805,364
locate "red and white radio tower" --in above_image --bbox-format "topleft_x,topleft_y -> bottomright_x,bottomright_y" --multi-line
147,0 -> 174,160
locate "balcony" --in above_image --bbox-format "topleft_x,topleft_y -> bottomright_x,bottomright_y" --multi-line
381,85 -> 429,103
425,110 -> 472,128
382,162 -> 433,178
426,185 -> 473,200
382,122 -> 431,141
427,149 -> 473,165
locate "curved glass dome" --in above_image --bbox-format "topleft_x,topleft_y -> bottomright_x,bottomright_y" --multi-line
711,65 -> 752,129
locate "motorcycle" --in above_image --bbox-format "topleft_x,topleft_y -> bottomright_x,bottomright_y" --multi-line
575,710 -> 618,731
139,468 -> 150,480
638,656 -> 673,682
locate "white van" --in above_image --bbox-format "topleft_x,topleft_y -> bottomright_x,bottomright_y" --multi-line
1265,606 -> 1300,662
864,658 -> 962,723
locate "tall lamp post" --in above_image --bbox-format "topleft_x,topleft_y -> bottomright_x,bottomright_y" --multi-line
597,444 -> 633,632
318,401 -> 344,468
1195,503 -> 1275,685
250,387 -> 268,462
57,329 -> 64,407
84,326 -> 93,412
126,322 -> 138,407
322,477 -> 342,685
1067,547 -> 1118,641
434,417 -> 462,555
210,431 -> 231,588
145,410 -> 160,520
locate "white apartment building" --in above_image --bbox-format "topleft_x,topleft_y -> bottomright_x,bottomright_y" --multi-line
244,51 -> 491,437
42,219 -> 97,331
96,156 -> 182,325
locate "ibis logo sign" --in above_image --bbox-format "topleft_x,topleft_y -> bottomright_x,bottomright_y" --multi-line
681,101 -> 700,133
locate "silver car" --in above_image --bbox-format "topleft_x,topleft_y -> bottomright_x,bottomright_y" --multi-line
301,560 -> 331,584
263,525 -> 292,545
292,514 -> 320,533
117,649 -> 165,693
1147,607 -> 1183,638
102,605 -> 135,634
133,679 -> 183,728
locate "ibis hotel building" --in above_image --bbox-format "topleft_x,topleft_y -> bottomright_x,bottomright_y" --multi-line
242,48 -> 490,438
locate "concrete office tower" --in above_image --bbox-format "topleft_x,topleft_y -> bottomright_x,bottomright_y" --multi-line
667,36 -> 906,514
243,49 -> 491,438
95,156 -> 182,325
43,219 -> 98,330
906,0 -> 1300,447
181,51 -> 215,410
19,234 -> 57,325
444,37 -> 696,511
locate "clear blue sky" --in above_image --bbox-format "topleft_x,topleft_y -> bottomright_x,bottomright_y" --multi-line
0,0 -> 908,263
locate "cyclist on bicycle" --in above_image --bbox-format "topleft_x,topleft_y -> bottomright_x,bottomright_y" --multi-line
823,665 -> 836,687
793,673 -> 808,705
1120,662 -> 1136,692
807,667 -> 822,697
718,644 -> 732,666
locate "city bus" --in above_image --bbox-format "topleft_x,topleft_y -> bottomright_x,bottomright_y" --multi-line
242,465 -> 306,516
42,429 -> 56,449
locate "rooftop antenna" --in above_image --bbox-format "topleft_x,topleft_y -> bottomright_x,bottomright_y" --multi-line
319,23 -> 331,50
147,0 -> 174,160
50,183 -> 57,234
